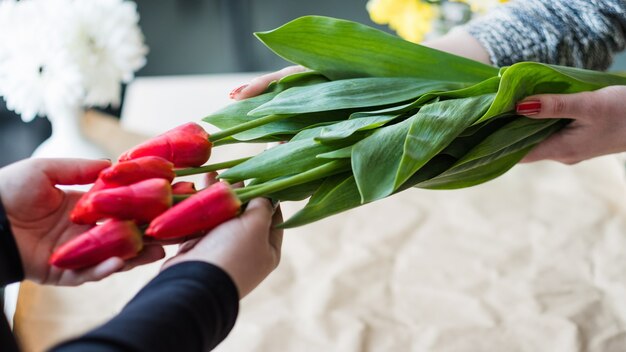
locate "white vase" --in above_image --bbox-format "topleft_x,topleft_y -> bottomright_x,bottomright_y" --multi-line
31,107 -> 107,159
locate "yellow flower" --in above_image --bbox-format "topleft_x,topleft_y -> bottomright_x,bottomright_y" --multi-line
367,0 -> 438,43
367,0 -> 508,42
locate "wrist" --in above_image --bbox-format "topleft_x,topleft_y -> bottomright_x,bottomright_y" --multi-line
162,255 -> 243,298
422,28 -> 491,65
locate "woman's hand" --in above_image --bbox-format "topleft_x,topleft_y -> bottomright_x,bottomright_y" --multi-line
0,158 -> 165,286
230,65 -> 306,101
162,197 -> 283,298
516,85 -> 626,164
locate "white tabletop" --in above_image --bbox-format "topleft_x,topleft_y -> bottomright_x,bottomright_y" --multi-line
121,73 -> 264,136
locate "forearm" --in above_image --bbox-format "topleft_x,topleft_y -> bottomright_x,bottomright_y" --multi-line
51,262 -> 239,352
461,0 -> 626,70
422,28 -> 491,65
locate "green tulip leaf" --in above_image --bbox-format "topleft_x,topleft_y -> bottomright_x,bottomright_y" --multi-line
255,16 -> 498,82
250,77 -> 467,116
352,94 -> 495,203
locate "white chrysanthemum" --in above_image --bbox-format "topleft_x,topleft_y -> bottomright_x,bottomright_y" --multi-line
0,0 -> 147,121
0,0 -> 83,122
0,1 -> 16,64
67,0 -> 148,107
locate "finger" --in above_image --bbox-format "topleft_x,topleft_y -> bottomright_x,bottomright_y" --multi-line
243,197 -> 274,218
236,197 -> 274,230
269,204 -> 284,254
233,66 -> 307,100
520,128 -> 580,164
177,237 -> 202,254
205,172 -> 219,187
62,257 -> 125,285
36,158 -> 111,186
90,257 -> 126,279
121,245 -> 167,272
516,91 -> 597,120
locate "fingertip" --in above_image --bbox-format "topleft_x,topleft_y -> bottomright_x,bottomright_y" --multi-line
243,198 -> 274,220
247,197 -> 273,210
76,158 -> 113,170
43,158 -> 113,186
229,84 -> 249,100
145,245 -> 167,260
516,99 -> 542,117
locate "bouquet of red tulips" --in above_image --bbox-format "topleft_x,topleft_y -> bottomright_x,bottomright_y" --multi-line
50,123 -> 242,269
49,16 -> 626,270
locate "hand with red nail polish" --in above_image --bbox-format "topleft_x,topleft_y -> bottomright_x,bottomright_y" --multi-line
229,65 -> 307,100
516,86 -> 626,164
0,158 -> 166,286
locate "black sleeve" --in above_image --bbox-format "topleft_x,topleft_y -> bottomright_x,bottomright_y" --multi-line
0,197 -> 24,287
50,261 -> 239,352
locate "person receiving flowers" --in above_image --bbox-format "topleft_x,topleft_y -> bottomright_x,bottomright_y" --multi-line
0,157 -> 283,352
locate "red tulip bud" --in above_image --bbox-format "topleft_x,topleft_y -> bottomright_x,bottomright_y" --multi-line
71,178 -> 172,224
74,157 -> 175,219
171,181 -> 197,195
99,156 -> 175,186
119,122 -> 212,167
49,220 -> 143,270
145,182 -> 241,239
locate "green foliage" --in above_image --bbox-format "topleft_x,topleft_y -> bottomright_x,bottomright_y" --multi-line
201,16 -> 626,228
255,16 -> 498,82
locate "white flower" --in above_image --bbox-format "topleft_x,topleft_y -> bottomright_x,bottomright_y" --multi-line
67,0 -> 148,107
0,1 -> 15,64
0,0 -> 147,121
0,0 -> 83,122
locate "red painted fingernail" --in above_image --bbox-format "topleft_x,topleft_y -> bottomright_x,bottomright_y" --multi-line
516,100 -> 542,115
229,84 -> 248,99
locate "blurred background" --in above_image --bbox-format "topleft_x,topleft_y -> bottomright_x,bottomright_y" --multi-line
0,0 -> 380,166
2,0 -> 626,166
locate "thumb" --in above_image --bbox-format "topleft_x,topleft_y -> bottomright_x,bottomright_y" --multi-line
516,91 -> 596,120
36,158 -> 111,186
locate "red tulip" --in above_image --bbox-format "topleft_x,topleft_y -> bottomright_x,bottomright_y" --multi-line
145,182 -> 241,239
99,156 -> 175,186
171,181 -> 197,195
71,178 -> 172,224
119,122 -> 212,167
73,157 -> 175,220
49,220 -> 143,270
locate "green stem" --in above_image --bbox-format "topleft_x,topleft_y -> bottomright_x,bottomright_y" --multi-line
235,160 -> 350,203
208,114 -> 288,142
175,157 -> 252,177
212,137 -> 238,147
172,194 -> 191,204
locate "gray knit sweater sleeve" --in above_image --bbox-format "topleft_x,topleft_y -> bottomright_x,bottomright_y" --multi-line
462,0 -> 626,70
